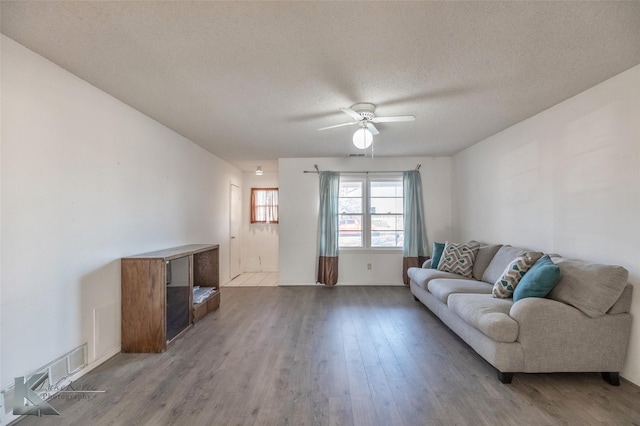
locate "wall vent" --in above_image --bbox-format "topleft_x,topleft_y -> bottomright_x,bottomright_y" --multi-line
2,388 -> 13,415
67,346 -> 86,374
49,358 -> 68,386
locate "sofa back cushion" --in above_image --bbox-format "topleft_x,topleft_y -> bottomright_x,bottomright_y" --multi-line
548,256 -> 629,318
472,243 -> 502,281
607,284 -> 633,315
481,245 -> 542,284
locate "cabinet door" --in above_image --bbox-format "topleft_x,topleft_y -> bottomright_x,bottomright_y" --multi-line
166,257 -> 190,341
121,259 -> 166,353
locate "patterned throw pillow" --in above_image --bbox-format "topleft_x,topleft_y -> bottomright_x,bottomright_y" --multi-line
492,255 -> 537,298
437,241 -> 480,278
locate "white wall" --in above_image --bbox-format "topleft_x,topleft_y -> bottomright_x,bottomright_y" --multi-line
0,36 -> 242,393
0,33 -> 3,406
279,156 -> 452,285
451,64 -> 640,385
242,171 -> 279,272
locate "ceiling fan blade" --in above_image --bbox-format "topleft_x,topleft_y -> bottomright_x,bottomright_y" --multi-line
317,122 -> 357,131
340,108 -> 363,121
367,123 -> 380,135
371,115 -> 415,123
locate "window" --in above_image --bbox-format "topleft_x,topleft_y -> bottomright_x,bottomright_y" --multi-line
338,176 -> 403,248
250,188 -> 279,224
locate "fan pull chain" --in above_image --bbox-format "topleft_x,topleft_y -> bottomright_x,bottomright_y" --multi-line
371,135 -> 375,159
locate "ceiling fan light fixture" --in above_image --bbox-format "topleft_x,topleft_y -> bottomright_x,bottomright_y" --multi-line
352,128 -> 373,149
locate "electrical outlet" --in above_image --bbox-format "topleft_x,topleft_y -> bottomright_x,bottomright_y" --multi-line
367,263 -> 372,270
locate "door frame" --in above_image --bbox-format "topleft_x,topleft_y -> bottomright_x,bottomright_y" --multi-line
229,182 -> 242,280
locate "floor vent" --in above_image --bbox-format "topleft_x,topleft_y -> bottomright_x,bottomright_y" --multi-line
1,343 -> 88,415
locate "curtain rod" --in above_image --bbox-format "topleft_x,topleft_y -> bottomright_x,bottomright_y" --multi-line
303,164 -> 421,174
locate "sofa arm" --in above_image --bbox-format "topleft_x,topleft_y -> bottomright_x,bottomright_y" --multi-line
509,297 -> 631,372
422,259 -> 432,268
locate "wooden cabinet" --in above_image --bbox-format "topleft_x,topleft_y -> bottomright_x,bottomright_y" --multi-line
121,244 -> 220,353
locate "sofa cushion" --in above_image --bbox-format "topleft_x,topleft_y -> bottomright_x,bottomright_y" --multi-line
407,267 -> 465,290
513,255 -> 561,302
492,254 -> 537,298
447,294 -> 519,343
481,245 -> 542,284
430,242 -> 445,269
427,278 -> 493,303
548,256 -> 629,318
607,284 -> 633,315
472,243 -> 502,281
437,241 -> 480,278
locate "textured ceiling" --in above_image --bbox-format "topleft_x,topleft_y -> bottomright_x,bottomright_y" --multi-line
2,1 -> 640,171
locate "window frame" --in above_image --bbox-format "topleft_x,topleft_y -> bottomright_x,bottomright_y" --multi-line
250,187 -> 279,224
338,174 -> 404,251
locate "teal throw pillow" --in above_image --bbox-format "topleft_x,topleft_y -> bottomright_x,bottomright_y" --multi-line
431,242 -> 445,269
513,255 -> 562,302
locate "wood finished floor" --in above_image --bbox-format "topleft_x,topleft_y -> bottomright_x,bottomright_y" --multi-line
18,286 -> 640,426
224,272 -> 279,287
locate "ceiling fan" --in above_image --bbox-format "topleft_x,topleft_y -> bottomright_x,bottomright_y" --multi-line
318,102 -> 415,149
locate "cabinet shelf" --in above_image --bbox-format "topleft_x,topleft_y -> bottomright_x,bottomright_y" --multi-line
193,290 -> 221,323
121,244 -> 220,353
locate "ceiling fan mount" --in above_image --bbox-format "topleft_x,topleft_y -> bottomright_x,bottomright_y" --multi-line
350,103 -> 376,121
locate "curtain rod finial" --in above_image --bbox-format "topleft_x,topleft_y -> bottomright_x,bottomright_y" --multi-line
416,164 -> 421,170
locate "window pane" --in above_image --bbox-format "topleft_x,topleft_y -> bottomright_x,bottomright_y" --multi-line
251,188 -> 279,223
340,181 -> 362,197
339,231 -> 363,247
339,215 -> 362,231
339,179 -> 364,248
339,197 -> 362,214
339,214 -> 362,247
371,231 -> 404,248
370,181 -> 403,197
370,214 -> 401,231
370,198 -> 403,214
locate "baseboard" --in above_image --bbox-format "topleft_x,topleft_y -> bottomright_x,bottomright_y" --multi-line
277,282 -> 316,286
72,346 -> 120,380
621,376 -> 640,390
277,282 -> 406,286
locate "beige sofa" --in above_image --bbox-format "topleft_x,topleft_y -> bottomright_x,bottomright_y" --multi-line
407,244 -> 633,384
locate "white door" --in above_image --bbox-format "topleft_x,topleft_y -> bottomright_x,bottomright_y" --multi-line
229,183 -> 242,279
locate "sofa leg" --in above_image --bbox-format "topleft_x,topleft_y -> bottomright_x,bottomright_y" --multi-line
498,371 -> 513,384
602,372 -> 620,386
